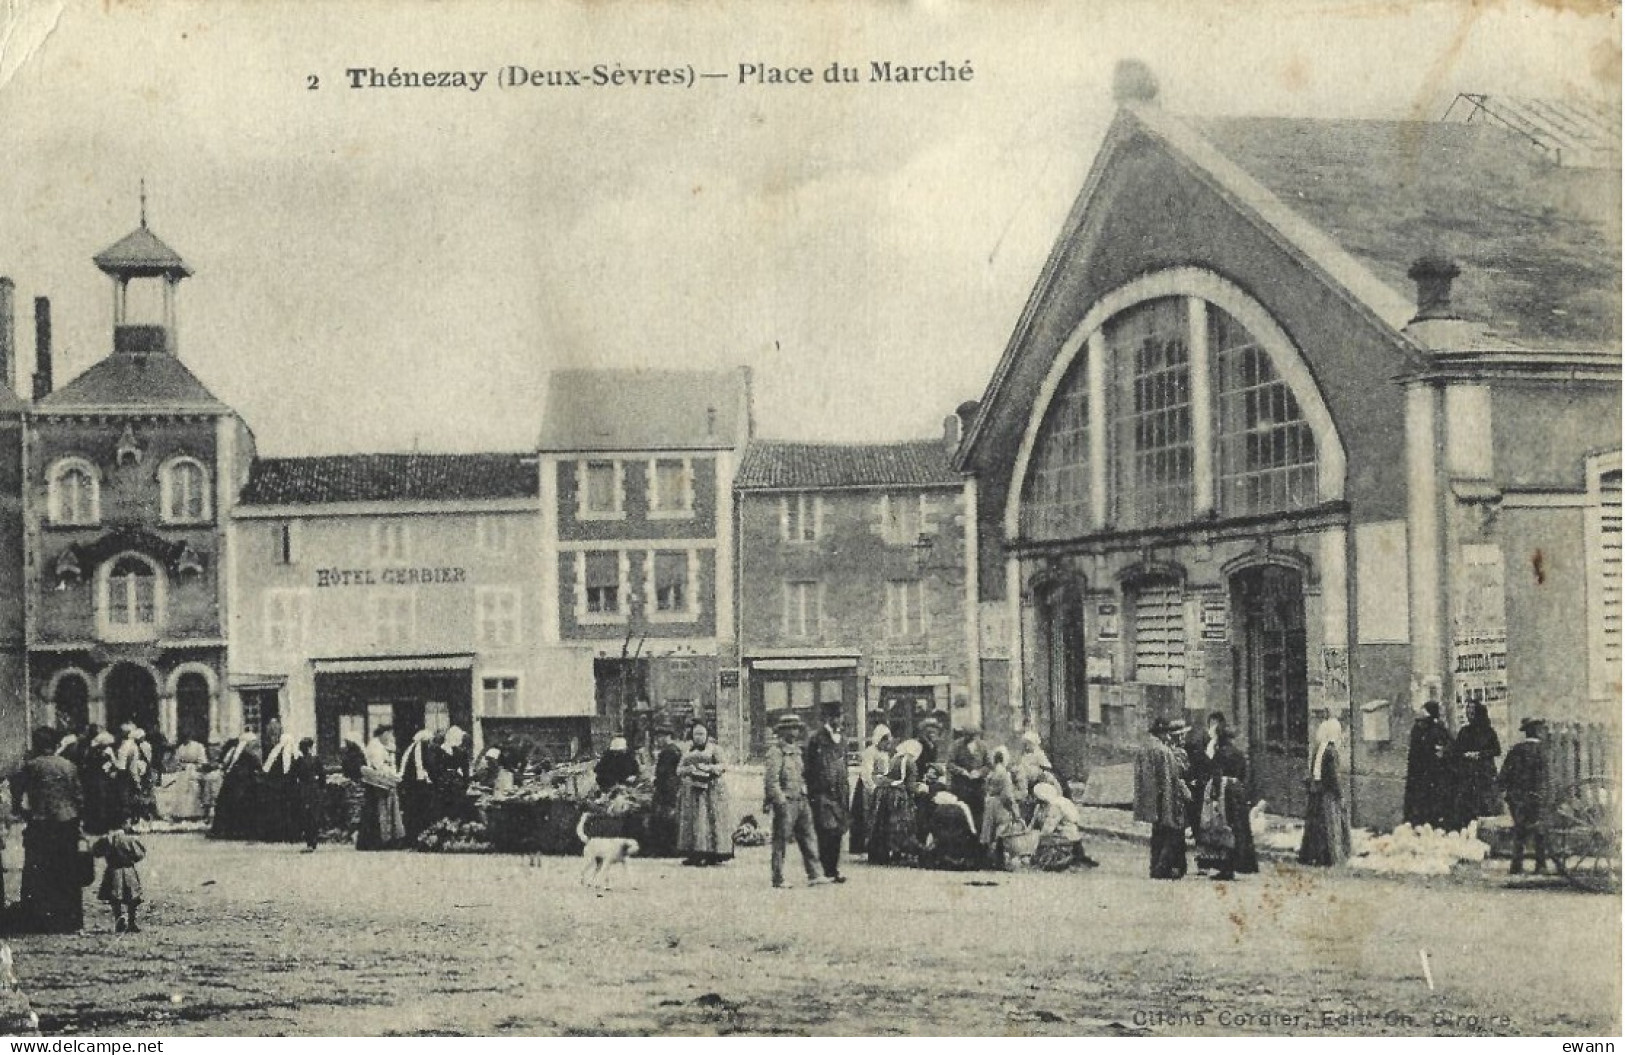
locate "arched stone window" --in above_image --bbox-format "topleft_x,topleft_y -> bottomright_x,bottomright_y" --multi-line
48,458 -> 100,526
1020,353 -> 1091,540
98,553 -> 164,642
51,670 -> 92,730
161,457 -> 211,524
1212,307 -> 1318,516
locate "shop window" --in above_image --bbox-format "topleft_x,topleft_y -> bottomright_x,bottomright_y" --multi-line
372,592 -> 416,648
790,680 -> 815,709
48,459 -> 99,526
1214,308 -> 1317,516
650,458 -> 693,517
265,589 -> 308,651
781,494 -> 821,543
881,493 -> 923,545
763,681 -> 789,712
1129,578 -> 1186,686
339,713 -> 366,747
818,679 -> 844,705
583,551 -> 621,615
374,521 -> 410,562
424,701 -> 451,735
885,579 -> 927,638
160,457 -> 211,524
477,587 -> 521,648
578,460 -> 623,519
99,553 -> 161,642
1021,352 -> 1090,540
651,550 -> 691,614
482,677 -> 520,717
783,580 -> 821,637
1113,298 -> 1193,527
366,703 -> 393,737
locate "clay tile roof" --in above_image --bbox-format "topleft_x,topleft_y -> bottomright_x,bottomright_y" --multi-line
241,453 -> 538,505
1190,115 -> 1622,350
736,440 -> 961,490
92,225 -> 192,279
38,351 -> 226,411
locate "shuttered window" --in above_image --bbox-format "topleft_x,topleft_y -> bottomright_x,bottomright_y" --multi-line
1131,580 -> 1185,686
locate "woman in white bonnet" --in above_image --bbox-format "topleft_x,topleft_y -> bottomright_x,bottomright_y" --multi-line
850,724 -> 892,855
1298,716 -> 1352,866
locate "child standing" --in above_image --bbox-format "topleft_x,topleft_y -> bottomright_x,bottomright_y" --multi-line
93,825 -> 147,933
290,737 -> 325,852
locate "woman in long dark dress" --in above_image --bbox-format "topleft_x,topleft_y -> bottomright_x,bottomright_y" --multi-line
396,729 -> 437,844
850,725 -> 890,855
78,730 -> 118,836
1403,701 -> 1453,829
868,739 -> 923,866
259,735 -> 300,842
209,732 -> 262,840
1449,703 -> 1502,832
432,726 -> 471,824
1194,720 -> 1259,880
1299,717 -> 1352,867
12,727 -> 86,933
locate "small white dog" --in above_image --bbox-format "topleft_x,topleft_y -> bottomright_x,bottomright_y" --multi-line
577,813 -> 639,888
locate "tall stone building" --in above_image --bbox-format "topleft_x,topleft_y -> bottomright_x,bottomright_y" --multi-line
26,217 -> 253,746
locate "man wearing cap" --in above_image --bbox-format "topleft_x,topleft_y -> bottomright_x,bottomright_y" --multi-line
804,701 -> 851,883
650,725 -> 683,856
1134,718 -> 1190,880
1499,717 -> 1549,875
764,714 -> 821,888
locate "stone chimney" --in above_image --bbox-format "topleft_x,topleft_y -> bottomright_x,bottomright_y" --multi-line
31,297 -> 51,401
1112,60 -> 1159,106
1407,252 -> 1461,323
944,399 -> 980,450
0,278 -> 13,399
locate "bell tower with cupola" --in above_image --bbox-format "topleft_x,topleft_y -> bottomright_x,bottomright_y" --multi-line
92,189 -> 193,357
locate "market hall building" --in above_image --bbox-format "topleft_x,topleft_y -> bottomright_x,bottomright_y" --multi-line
955,71 -> 1621,827
26,220 -> 254,751
228,453 -> 579,756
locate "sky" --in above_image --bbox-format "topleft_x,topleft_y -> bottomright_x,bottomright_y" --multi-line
0,0 -> 1615,456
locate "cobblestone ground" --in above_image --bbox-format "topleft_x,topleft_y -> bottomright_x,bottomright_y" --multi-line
0,833 -> 1615,1037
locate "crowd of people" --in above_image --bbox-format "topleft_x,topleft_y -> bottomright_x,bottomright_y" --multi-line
1133,713 -> 1266,880
762,702 -> 1100,889
1406,702 -> 1552,875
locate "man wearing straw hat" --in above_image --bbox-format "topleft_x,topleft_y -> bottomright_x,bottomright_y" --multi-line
1499,717 -> 1549,876
764,713 -> 822,888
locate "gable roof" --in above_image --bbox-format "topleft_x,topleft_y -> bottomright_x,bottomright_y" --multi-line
958,102 -> 1622,469
736,440 -> 961,491
537,368 -> 750,452
1190,115 -> 1621,351
240,453 -> 538,505
37,351 -> 227,412
93,225 -> 192,279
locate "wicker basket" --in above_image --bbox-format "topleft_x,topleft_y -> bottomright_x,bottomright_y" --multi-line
1002,829 -> 1041,858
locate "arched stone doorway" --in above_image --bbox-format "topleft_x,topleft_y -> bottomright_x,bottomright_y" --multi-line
104,662 -> 160,733
175,673 -> 212,745
52,673 -> 91,731
1230,564 -> 1310,815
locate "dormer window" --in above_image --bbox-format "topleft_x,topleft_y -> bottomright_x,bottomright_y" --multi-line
116,424 -> 144,467
48,459 -> 100,526
161,457 -> 211,524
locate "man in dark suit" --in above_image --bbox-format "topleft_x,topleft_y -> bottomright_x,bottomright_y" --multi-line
803,701 -> 850,883
1499,717 -> 1549,875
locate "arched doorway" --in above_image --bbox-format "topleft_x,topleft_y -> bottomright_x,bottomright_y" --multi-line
1230,564 -> 1309,816
104,663 -> 159,733
175,673 -> 212,745
52,673 -> 91,730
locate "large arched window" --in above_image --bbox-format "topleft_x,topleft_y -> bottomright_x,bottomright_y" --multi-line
161,457 -> 211,524
1020,354 -> 1090,540
1212,308 -> 1317,516
98,553 -> 163,642
48,459 -> 100,526
52,671 -> 91,730
1011,269 -> 1342,541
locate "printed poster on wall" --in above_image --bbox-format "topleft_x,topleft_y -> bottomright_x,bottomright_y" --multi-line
1452,544 -> 1510,733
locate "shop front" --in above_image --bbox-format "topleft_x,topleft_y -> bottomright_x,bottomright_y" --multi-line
745,654 -> 859,757
312,655 -> 474,755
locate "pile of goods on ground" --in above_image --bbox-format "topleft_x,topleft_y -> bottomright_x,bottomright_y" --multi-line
318,774 -> 366,843
482,764 -> 663,855
415,817 -> 491,853
1348,822 -> 1491,876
